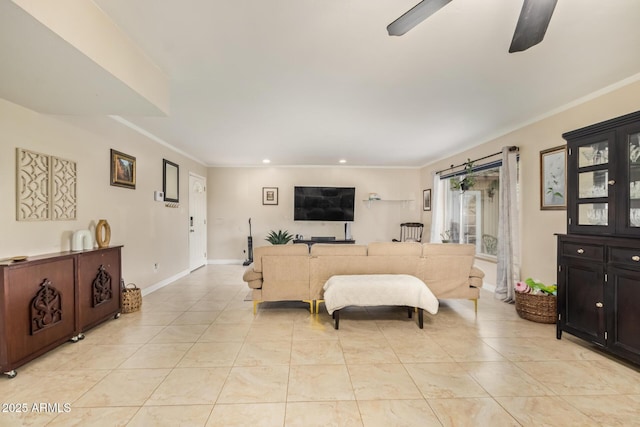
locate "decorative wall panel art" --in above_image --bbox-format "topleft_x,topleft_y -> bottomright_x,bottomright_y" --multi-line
16,148 -> 77,221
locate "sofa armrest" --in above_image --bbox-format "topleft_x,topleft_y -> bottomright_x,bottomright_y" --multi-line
469,266 -> 485,288
470,266 -> 485,279
243,267 -> 263,289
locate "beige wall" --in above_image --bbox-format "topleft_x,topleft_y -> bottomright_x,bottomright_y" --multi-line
207,167 -> 421,261
6,77 -> 638,292
420,79 -> 640,286
0,99 -> 207,291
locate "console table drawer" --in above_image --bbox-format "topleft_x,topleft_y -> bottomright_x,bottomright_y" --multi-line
560,242 -> 604,261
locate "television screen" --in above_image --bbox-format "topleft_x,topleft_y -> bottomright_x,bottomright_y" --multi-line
294,186 -> 355,221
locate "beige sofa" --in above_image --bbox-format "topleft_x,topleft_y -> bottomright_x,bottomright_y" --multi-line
242,242 -> 485,313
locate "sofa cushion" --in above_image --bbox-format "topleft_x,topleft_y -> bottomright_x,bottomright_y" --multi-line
252,243 -> 309,272
421,243 -> 477,296
368,241 -> 422,256
310,244 -> 367,256
262,255 -> 310,300
422,243 -> 475,257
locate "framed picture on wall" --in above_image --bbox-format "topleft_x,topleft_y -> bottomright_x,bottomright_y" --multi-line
262,187 -> 278,205
163,159 -> 179,203
423,189 -> 431,211
110,149 -> 136,189
540,145 -> 566,210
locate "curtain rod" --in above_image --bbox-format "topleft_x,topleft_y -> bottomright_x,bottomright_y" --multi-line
436,146 -> 519,175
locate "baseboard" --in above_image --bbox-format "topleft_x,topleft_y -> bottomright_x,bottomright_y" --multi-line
141,269 -> 190,297
482,281 -> 496,293
208,259 -> 244,265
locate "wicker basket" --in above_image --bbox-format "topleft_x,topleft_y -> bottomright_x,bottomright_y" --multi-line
122,283 -> 142,313
515,291 -> 556,324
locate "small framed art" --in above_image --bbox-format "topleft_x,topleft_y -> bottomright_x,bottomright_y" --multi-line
423,189 -> 431,211
163,159 -> 179,203
262,187 -> 278,205
110,149 -> 136,189
540,145 -> 566,210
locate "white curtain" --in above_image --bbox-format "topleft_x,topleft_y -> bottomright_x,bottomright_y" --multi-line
495,146 -> 520,302
429,171 -> 444,242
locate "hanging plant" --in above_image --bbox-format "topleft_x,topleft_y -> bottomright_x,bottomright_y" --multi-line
450,159 -> 476,192
487,180 -> 498,201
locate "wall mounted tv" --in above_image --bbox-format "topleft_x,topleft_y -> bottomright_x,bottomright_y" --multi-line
294,186 -> 355,221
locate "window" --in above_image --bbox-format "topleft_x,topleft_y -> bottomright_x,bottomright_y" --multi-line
440,163 -> 500,259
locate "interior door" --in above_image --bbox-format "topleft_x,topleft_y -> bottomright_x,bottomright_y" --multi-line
189,173 -> 207,271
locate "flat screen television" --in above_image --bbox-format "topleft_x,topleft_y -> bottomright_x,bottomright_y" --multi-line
294,186 -> 355,221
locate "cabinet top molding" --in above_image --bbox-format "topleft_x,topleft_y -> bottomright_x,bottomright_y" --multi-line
563,110 -> 640,140
0,246 -> 124,268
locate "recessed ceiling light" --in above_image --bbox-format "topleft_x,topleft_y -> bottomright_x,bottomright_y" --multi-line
262,159 -> 271,164
339,159 -> 347,164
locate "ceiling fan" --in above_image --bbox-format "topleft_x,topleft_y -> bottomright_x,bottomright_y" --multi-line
387,0 -> 558,53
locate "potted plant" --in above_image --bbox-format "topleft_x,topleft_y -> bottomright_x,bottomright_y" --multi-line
450,159 -> 476,192
265,230 -> 293,245
440,230 -> 452,243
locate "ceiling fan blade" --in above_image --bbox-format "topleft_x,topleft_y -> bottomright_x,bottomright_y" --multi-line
509,0 -> 557,53
387,0 -> 453,36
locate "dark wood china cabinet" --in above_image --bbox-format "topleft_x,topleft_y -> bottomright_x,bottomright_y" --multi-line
557,111 -> 640,365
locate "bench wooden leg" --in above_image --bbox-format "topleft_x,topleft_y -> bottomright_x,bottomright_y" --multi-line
253,300 -> 261,315
408,307 -> 423,328
333,310 -> 340,329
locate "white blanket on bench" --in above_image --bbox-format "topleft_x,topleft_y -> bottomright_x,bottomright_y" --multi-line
323,274 -> 439,315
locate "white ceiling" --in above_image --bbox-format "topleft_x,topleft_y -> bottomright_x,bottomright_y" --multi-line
6,0 -> 640,167
0,0 -> 167,116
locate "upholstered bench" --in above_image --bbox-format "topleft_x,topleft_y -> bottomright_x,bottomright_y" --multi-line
322,274 -> 439,329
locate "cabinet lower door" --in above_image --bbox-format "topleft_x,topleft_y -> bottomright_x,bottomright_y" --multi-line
5,259 -> 76,368
559,261 -> 606,346
76,248 -> 122,332
607,267 -> 640,364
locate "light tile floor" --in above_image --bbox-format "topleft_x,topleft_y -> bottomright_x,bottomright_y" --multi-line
1,264 -> 640,426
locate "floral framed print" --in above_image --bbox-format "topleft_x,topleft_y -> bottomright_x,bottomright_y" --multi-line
110,149 -> 136,189
423,189 -> 431,211
540,145 -> 566,210
262,187 -> 278,205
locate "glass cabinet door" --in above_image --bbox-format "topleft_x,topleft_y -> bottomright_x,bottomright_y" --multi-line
617,127 -> 640,235
628,132 -> 640,226
566,115 -> 640,236
578,143 -> 609,168
568,132 -> 616,234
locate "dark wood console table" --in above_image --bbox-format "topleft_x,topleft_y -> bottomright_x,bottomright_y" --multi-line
293,239 -> 355,248
0,246 -> 122,378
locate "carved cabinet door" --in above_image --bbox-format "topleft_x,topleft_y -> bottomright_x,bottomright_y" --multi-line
4,258 -> 75,364
76,248 -> 122,332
